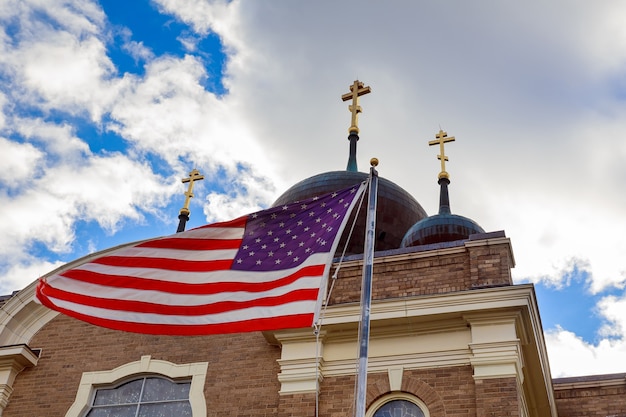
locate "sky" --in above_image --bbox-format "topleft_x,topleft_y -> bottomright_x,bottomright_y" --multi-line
0,0 -> 625,378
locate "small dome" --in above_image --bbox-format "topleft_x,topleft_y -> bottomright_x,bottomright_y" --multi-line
273,171 -> 427,255
400,213 -> 485,247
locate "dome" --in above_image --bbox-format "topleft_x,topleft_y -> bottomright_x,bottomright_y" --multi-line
400,176 -> 484,247
273,171 -> 427,255
400,212 -> 485,247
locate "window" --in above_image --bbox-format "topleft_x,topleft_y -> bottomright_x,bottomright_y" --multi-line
65,356 -> 208,417
86,376 -> 191,417
367,393 -> 429,417
373,399 -> 424,417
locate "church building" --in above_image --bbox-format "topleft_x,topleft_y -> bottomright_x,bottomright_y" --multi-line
0,81 -> 624,417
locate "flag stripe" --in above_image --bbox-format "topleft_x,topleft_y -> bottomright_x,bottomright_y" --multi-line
58,264 -> 326,294
108,247 -> 238,262
38,291 -> 317,326
36,292 -> 314,335
66,253 -> 329,284
136,237 -> 243,251
90,256 -> 234,272
38,283 -> 318,315
39,275 -> 324,306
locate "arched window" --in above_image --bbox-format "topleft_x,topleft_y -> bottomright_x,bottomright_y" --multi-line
65,356 -> 208,417
367,393 -> 429,417
86,376 -> 191,417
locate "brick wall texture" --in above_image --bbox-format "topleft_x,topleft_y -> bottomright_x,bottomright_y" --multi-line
5,239 -> 623,416
554,382 -> 626,416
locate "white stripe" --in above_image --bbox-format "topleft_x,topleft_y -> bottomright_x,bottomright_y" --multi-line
171,225 -> 245,240
46,297 -> 317,326
110,247 -> 239,262
63,252 -> 330,284
46,275 -> 323,306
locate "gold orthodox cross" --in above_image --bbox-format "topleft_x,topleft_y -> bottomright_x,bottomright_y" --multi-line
428,129 -> 455,179
179,168 -> 204,215
341,80 -> 371,133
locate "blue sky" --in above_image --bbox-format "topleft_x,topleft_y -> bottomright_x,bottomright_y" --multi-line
1,0 -> 626,378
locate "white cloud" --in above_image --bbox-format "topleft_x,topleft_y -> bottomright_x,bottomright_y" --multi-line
0,137 -> 44,184
546,327 -> 626,378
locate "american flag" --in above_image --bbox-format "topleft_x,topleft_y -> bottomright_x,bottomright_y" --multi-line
35,182 -> 366,335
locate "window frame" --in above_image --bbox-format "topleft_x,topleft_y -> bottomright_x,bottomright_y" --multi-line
65,355 -> 208,417
366,393 -> 430,417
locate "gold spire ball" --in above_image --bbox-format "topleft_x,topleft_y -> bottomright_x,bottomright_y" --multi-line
341,80 -> 371,134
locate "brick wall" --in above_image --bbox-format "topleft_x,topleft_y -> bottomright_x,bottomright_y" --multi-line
3,314 -> 282,417
474,377 -> 520,417
554,376 -> 626,417
328,239 -> 513,305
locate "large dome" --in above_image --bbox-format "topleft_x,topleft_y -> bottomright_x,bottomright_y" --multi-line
273,171 -> 427,255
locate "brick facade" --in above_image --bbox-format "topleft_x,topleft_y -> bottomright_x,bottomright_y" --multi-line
1,233 -> 624,416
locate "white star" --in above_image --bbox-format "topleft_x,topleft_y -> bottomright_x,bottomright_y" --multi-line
327,227 -> 333,232
274,237 -> 280,242
315,218 -> 321,223
332,192 -> 338,198
301,203 -> 307,209
256,260 -> 262,265
268,251 -> 274,257
321,202 -> 327,207
292,235 -> 298,240
309,211 -> 315,217
313,196 -> 319,200
279,222 -> 285,227
255,238 -> 261,243
310,232 -> 316,238
275,259 -> 281,264
327,208 -> 333,213
297,220 -> 303,226
320,240 -> 327,246
293,257 -> 299,262
280,243 -> 286,248
236,258 -> 243,263
287,250 -> 293,256
249,251 -> 255,256
286,229 -> 292,234
271,213 -> 277,219
261,244 -> 267,249
299,242 -> 305,247
242,245 -> 249,250
252,213 -> 258,218
282,205 -> 289,210
305,248 -> 311,253
304,227 -> 310,232
267,230 -> 273,236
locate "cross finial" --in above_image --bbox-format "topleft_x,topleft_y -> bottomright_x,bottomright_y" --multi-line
428,129 -> 456,179
179,168 -> 204,216
341,80 -> 371,134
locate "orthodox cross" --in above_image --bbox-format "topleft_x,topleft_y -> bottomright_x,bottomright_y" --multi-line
341,80 -> 371,134
179,168 -> 204,216
428,129 -> 455,179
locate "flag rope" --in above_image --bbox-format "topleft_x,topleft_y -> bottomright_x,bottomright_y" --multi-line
314,179 -> 368,417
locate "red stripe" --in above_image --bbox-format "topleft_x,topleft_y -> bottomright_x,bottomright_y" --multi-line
136,238 -> 242,251
92,256 -> 233,272
194,215 -> 248,229
36,286 -> 313,335
39,283 -> 318,315
59,264 -> 326,295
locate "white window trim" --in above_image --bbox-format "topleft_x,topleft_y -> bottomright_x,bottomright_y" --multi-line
366,392 -> 430,417
65,355 -> 208,417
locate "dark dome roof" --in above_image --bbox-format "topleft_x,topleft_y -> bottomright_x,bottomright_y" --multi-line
400,213 -> 485,247
273,171 -> 427,255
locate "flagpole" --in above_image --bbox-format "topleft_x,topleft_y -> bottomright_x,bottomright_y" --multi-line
355,158 -> 379,417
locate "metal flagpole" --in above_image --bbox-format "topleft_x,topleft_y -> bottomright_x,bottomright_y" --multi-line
355,158 -> 379,417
